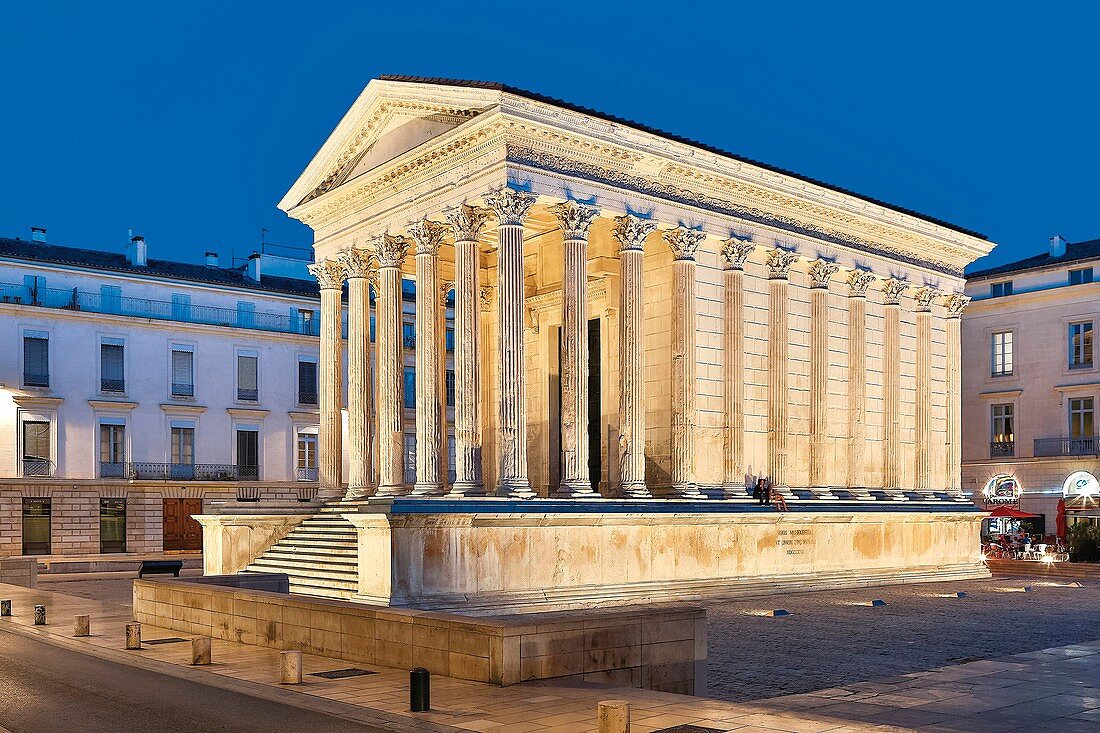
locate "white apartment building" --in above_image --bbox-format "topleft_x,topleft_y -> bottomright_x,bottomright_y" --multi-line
962,235 -> 1100,529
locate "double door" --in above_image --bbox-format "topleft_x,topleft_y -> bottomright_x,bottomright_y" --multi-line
162,498 -> 202,551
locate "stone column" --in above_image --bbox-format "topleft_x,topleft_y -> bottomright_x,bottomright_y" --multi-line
550,201 -> 600,498
913,287 -> 940,494
612,215 -> 657,498
663,226 -> 707,499
720,237 -> 755,498
944,293 -> 969,494
485,189 -> 538,498
881,278 -> 909,494
307,259 -> 346,498
439,281 -> 453,489
766,248 -> 799,491
337,248 -> 374,499
374,234 -> 411,496
846,268 -> 876,497
446,205 -> 489,496
808,259 -> 839,492
409,220 -> 448,496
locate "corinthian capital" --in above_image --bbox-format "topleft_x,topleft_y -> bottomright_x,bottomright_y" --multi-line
445,204 -> 490,242
944,292 -> 970,318
847,268 -> 876,297
484,189 -> 537,226
766,248 -> 799,280
373,233 -> 411,269
611,214 -> 656,252
808,259 -> 840,289
336,247 -> 374,279
912,286 -> 943,312
479,284 -> 495,312
407,219 -> 448,256
308,258 -> 346,290
720,236 -> 755,270
440,281 -> 454,309
663,226 -> 706,261
881,278 -> 909,305
549,201 -> 600,240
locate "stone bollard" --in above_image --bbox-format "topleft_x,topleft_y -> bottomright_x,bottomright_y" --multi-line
33,605 -> 46,625
125,622 -> 142,650
1,599 -> 10,617
280,650 -> 302,684
598,700 -> 630,733
191,637 -> 212,665
74,615 -> 90,637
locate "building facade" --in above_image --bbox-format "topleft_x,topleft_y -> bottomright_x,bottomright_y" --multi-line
962,236 -> 1100,526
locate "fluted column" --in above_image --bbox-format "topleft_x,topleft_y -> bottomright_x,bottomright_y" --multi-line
551,201 -> 600,498
439,281 -> 453,489
612,215 -> 657,498
307,259 -> 346,498
485,189 -> 538,498
846,269 -> 875,496
664,226 -> 707,499
881,278 -> 909,494
913,287 -> 940,494
337,249 -> 374,498
409,220 -> 447,496
374,234 -> 411,496
766,248 -> 799,490
808,259 -> 839,491
944,293 -> 969,494
720,237 -> 755,497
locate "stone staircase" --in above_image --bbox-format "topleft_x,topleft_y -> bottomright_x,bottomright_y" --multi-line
241,501 -> 360,600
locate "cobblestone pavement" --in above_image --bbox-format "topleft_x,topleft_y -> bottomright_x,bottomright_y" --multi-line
705,576 -> 1100,703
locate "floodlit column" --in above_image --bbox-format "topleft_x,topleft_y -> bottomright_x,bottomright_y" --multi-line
374,234 -> 411,496
612,215 -> 657,498
446,205 -> 489,496
944,293 -> 969,494
551,201 -> 600,498
846,269 -> 876,496
308,258 -> 346,497
720,237 -> 755,498
439,281 -> 453,489
338,248 -> 374,498
913,287 -> 941,494
808,259 -> 839,491
881,278 -> 909,494
766,248 -> 800,490
485,189 -> 538,498
663,226 -> 707,499
409,220 -> 448,496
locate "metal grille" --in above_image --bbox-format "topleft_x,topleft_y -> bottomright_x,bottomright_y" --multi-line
309,668 -> 377,680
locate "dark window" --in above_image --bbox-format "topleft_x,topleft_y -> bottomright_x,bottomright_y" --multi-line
298,360 -> 318,405
403,322 -> 416,350
446,369 -> 456,407
22,498 -> 51,555
1070,268 -> 1094,286
236,430 -> 259,480
1070,322 -> 1094,369
990,281 -> 1013,298
99,499 -> 126,553
404,367 -> 416,409
445,328 -> 455,352
171,349 -> 194,397
23,335 -> 48,387
101,343 -> 125,392
237,354 -> 258,401
22,421 -> 51,476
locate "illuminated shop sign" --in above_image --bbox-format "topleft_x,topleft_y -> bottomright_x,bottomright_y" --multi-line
983,474 -> 1020,506
1062,471 -> 1100,499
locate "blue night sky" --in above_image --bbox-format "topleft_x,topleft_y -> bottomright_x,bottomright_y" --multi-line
2,2 -> 1096,272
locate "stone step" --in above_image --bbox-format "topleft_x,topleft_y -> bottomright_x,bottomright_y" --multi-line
263,546 -> 358,558
244,561 -> 358,583
285,529 -> 358,540
251,554 -> 358,571
274,540 -> 358,552
288,582 -> 356,599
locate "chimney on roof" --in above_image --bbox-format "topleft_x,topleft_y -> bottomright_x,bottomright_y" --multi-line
30,227 -> 47,243
205,251 -> 219,268
246,251 -> 261,282
1050,235 -> 1067,258
127,235 -> 148,267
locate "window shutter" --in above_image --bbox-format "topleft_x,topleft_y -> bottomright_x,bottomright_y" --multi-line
101,343 -> 124,385
23,336 -> 48,385
298,361 -> 317,403
238,355 -> 258,390
172,350 -> 193,385
22,421 -> 50,459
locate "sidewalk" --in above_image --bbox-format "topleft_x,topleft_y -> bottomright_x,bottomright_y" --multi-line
28,551 -> 202,574
0,581 -> 1098,732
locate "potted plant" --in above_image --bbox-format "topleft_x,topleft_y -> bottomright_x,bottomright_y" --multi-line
1066,522 -> 1100,562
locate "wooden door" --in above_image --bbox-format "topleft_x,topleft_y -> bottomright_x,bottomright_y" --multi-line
181,498 -> 203,551
163,498 -> 203,551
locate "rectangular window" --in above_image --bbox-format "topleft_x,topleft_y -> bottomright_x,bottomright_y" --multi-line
403,367 -> 416,409
403,433 -> 416,485
1070,267 -> 1094,286
990,281 -> 1013,297
100,341 -> 125,392
403,322 -> 416,350
236,301 -> 256,328
21,498 -> 51,555
446,328 -> 455,352
1069,321 -> 1094,369
991,331 -> 1013,377
171,293 -> 192,321
171,347 -> 194,397
23,334 -> 49,387
296,433 -> 317,481
99,498 -> 126,553
297,360 -> 318,405
446,369 -> 456,407
22,420 -> 51,477
236,429 -> 259,480
99,423 -> 126,477
237,353 -> 258,401
447,434 -> 456,485
991,404 -> 1014,457
1069,397 -> 1095,439
298,308 -> 316,335
170,426 -> 195,479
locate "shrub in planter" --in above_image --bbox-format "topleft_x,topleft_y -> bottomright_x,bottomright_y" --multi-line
1066,522 -> 1100,563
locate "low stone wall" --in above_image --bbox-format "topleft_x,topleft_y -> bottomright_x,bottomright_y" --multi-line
0,558 -> 37,588
133,575 -> 705,694
986,558 -> 1100,579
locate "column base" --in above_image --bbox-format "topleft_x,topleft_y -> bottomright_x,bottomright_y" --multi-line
375,484 -> 410,498
554,480 -> 600,499
720,483 -> 748,500
448,481 -> 486,497
344,486 -> 376,501
843,487 -> 877,501
668,483 -> 707,500
317,488 -> 344,500
497,481 -> 535,499
410,482 -> 445,497
621,482 -> 652,499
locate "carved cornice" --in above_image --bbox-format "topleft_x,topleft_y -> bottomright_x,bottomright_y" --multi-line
663,226 -> 706,262
808,259 -> 840,289
611,214 -> 656,253
912,286 -> 942,312
479,285 -> 495,312
548,200 -> 599,240
485,189 -> 538,226
847,268 -> 876,298
407,219 -> 448,256
337,248 -> 373,279
308,259 -> 346,290
881,278 -> 909,306
446,204 -> 490,243
944,292 -> 971,318
766,248 -> 800,280
373,234 -> 411,269
720,236 -> 755,271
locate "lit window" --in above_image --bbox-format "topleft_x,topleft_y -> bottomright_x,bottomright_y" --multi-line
1069,322 -> 1094,369
991,331 -> 1013,377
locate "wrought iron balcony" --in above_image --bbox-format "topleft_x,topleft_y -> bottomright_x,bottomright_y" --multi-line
297,390 -> 318,406
23,372 -> 49,388
127,462 -> 260,481
1034,436 -> 1100,457
100,378 -> 125,393
990,441 -> 1015,458
295,466 -> 318,482
99,461 -> 127,478
171,382 -> 194,397
237,388 -> 259,402
22,458 -> 52,477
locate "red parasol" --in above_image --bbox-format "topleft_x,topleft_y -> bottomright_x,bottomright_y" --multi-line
986,506 -> 1040,519
1056,498 -> 1068,538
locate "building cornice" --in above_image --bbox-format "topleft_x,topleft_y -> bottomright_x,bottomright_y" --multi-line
227,407 -> 271,419
88,400 -> 138,411
12,395 -> 64,409
160,404 -> 208,416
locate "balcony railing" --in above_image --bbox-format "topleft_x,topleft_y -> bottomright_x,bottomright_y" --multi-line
23,372 -> 49,388
171,382 -> 195,397
22,458 -> 52,477
237,388 -> 258,402
990,441 -> 1015,458
295,466 -> 318,482
101,378 -> 125,393
127,462 -> 260,481
100,461 -> 127,478
298,390 -> 318,406
1034,436 -> 1100,457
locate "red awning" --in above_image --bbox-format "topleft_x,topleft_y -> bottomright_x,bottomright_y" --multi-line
986,506 -> 1040,518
